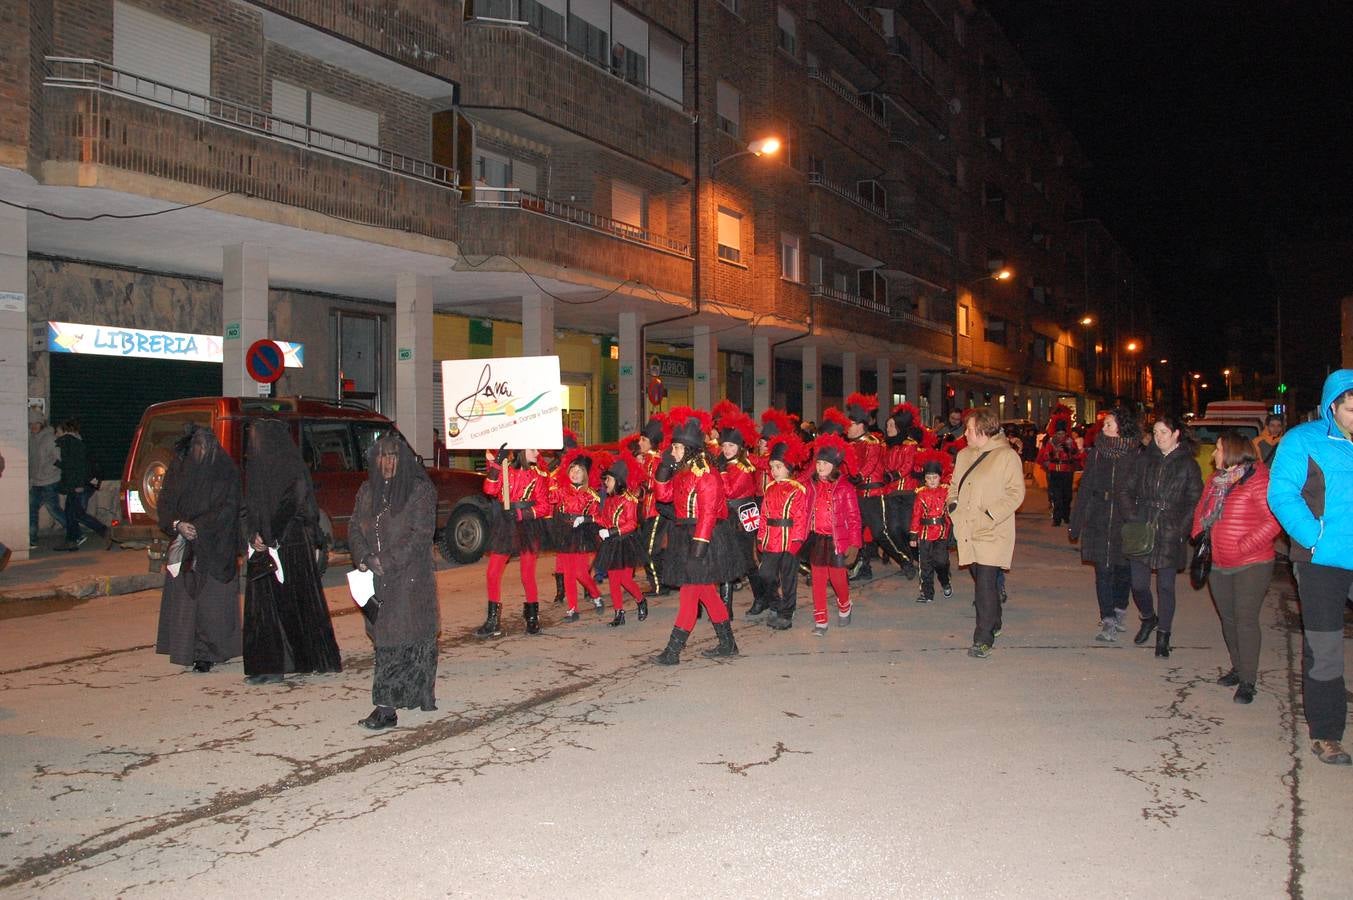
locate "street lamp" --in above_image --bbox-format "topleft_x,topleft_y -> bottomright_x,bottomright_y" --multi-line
711,135 -> 781,177
1222,367 -> 1233,399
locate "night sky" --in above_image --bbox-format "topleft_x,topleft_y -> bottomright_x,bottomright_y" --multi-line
983,0 -> 1353,401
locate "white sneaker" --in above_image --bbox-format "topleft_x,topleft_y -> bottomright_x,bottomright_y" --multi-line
1095,618 -> 1117,642
812,624 -> 828,636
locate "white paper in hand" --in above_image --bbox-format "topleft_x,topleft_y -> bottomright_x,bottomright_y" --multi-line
347,568 -> 376,607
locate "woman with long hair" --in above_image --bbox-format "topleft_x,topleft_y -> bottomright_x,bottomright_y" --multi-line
1192,431 -> 1281,703
1069,407 -> 1142,642
1117,412 -> 1203,658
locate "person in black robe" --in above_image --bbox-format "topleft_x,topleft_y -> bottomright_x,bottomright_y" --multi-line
155,425 -> 242,672
242,419 -> 343,684
348,434 -> 439,729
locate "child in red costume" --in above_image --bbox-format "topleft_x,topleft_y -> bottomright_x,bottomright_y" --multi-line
909,450 -> 955,604
802,433 -> 861,635
595,452 -> 649,627
551,448 -> 606,622
754,432 -> 810,630
713,403 -> 760,618
479,447 -> 553,638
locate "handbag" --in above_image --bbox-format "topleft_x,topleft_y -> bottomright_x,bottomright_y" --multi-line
246,549 -> 277,582
359,594 -> 382,626
1188,530 -> 1213,588
1120,520 -> 1157,558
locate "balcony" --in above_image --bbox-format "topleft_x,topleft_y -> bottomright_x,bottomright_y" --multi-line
810,282 -> 888,316
808,172 -> 887,219
459,187 -> 692,297
42,58 -> 459,238
807,173 -> 890,263
806,0 -> 889,71
468,186 -> 689,256
249,0 -> 456,80
460,8 -> 692,179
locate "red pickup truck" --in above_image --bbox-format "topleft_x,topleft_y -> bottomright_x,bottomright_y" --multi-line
114,396 -> 491,569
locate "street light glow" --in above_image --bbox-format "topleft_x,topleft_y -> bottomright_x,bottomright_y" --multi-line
1159,358 -> 1168,365
1192,373 -> 1201,380
994,269 -> 1013,281
1079,315 -> 1094,326
1222,368 -> 1231,376
748,137 -> 781,156
1125,340 -> 1140,352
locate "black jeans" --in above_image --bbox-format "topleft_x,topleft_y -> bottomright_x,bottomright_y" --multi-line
1047,471 -> 1074,523
1294,562 -> 1353,742
1094,562 -> 1132,620
1208,562 -> 1272,685
858,493 -> 910,567
917,539 -> 951,599
1129,559 -> 1178,631
754,551 -> 800,619
62,485 -> 108,543
970,563 -> 1003,646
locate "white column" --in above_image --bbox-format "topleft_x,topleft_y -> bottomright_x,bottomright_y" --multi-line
618,311 -> 643,434
876,356 -> 893,415
928,372 -> 945,426
222,244 -> 269,397
802,344 -> 821,423
841,351 -> 858,399
522,293 -> 555,357
753,333 -> 772,413
0,203 -> 29,559
693,325 -> 718,409
395,274 -> 434,460
905,362 -> 920,406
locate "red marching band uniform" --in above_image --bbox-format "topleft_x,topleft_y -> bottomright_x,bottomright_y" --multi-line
750,431 -> 810,628
478,449 -> 553,638
550,448 -> 607,619
595,452 -> 650,626
843,392 -> 912,580
712,401 -> 761,618
909,449 -> 955,603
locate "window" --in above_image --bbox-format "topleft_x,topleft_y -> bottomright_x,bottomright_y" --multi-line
954,11 -> 966,45
858,269 -> 886,304
957,303 -> 971,336
984,316 -> 1007,345
567,0 -> 609,67
783,122 -> 801,170
1032,334 -> 1053,363
718,0 -> 740,14
857,179 -> 888,212
271,81 -> 380,160
650,29 -> 684,105
780,233 -> 801,282
611,180 -> 645,229
611,4 -> 649,86
717,207 -> 742,263
716,80 -> 741,138
777,6 -> 798,56
113,2 -> 211,111
522,0 -> 567,43
809,253 -> 824,285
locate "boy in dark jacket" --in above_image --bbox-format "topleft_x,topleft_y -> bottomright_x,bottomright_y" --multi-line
55,420 -> 109,551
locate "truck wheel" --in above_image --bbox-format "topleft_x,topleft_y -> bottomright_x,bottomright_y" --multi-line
138,449 -> 173,517
439,504 -> 487,564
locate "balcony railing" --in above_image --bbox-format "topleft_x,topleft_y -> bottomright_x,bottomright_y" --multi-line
807,172 -> 889,219
810,283 -> 889,315
805,66 -> 887,130
892,308 -> 953,335
470,186 -> 690,256
44,57 -> 458,189
889,218 -> 953,254
464,0 -> 688,113
840,0 -> 887,40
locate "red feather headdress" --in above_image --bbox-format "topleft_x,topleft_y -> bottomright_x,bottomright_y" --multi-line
766,431 -> 809,469
820,406 -> 851,435
813,432 -> 850,465
554,447 -> 604,490
607,451 -> 645,493
759,407 -> 799,442
915,448 -> 954,483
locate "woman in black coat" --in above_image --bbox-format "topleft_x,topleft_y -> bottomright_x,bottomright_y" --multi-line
1069,408 -> 1141,642
348,435 -> 439,730
1117,413 -> 1203,659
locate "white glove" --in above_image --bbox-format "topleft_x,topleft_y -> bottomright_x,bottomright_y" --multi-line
597,528 -> 611,540
573,516 -> 585,527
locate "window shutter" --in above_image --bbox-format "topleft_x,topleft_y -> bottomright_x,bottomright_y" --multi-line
309,93 -> 380,160
649,30 -> 683,105
717,209 -> 741,252
113,2 -> 211,109
270,80 -> 307,141
611,181 -> 644,228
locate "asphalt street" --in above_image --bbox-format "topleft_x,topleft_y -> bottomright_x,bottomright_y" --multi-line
0,498 -> 1349,898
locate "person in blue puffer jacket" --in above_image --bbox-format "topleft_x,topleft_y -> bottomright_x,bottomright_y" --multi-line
1268,369 -> 1353,767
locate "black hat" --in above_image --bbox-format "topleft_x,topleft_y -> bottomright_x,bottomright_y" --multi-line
718,426 -> 746,447
922,458 -> 945,476
671,418 -> 706,450
815,444 -> 844,466
641,417 -> 664,444
606,457 -> 629,489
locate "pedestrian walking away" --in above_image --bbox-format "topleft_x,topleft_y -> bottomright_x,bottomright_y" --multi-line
28,406 -> 63,549
948,407 -> 1026,659
348,434 -> 440,729
241,419 -> 342,684
154,425 -> 243,673
1192,431 -> 1280,704
1117,413 -> 1203,659
54,419 -> 111,551
1267,369 -> 1353,766
801,433 -> 860,636
1068,407 -> 1141,642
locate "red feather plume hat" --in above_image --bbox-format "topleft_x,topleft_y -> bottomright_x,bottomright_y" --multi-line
605,451 -> 645,493
813,432 -> 849,466
920,428 -> 940,450
562,426 -> 580,450
711,399 -> 742,423
889,402 -> 920,432
844,391 -> 879,424
766,431 -> 809,469
1046,403 -> 1074,436
716,410 -> 759,448
915,448 -> 954,483
759,408 -> 799,442
555,447 -> 604,490
819,406 -> 851,436
665,406 -> 713,450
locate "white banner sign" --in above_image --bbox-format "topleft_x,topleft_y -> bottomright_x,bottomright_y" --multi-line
47,322 -> 304,367
441,355 -> 564,450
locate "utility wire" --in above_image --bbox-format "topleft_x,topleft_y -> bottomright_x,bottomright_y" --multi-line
0,191 -> 236,221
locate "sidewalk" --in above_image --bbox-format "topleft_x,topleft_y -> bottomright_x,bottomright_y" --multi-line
0,534 -> 165,602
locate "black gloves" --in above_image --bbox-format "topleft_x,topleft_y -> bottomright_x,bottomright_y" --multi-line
656,450 -> 678,482
690,540 -> 708,560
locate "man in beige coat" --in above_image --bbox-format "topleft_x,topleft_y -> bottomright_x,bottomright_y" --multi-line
948,407 -> 1026,658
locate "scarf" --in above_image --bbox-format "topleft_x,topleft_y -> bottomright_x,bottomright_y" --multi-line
1201,463 -> 1249,530
1094,435 -> 1134,459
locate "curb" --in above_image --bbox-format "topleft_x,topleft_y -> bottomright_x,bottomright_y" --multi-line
0,572 -> 163,604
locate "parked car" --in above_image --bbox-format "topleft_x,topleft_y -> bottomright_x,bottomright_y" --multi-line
115,396 -> 491,570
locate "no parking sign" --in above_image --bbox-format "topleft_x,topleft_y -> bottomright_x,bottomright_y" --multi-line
245,339 -> 286,384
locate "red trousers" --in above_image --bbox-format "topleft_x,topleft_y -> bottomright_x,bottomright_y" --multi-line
811,565 -> 850,625
674,583 -> 729,631
607,568 -> 644,611
487,551 -> 538,604
557,552 -> 600,611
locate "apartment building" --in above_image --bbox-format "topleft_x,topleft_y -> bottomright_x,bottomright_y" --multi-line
0,0 -> 1138,557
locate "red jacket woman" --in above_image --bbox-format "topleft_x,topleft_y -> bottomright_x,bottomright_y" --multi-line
1191,460 -> 1281,568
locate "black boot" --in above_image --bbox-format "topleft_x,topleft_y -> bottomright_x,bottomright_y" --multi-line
608,608 -> 626,627
746,577 -> 770,620
719,582 -> 735,619
848,553 -> 873,582
553,572 -> 566,604
702,620 -> 740,658
358,705 -> 397,730
636,597 -> 649,621
1154,630 -> 1171,658
474,601 -> 503,638
1133,614 -> 1159,645
653,627 -> 690,665
524,602 -> 541,635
